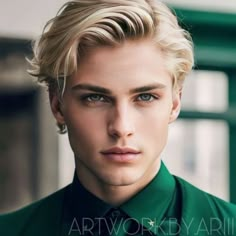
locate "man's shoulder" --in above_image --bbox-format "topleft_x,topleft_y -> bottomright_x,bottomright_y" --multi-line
175,176 -> 236,215
0,185 -> 70,236
174,176 -> 236,235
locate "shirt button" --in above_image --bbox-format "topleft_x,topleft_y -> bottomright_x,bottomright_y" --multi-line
111,209 -> 121,219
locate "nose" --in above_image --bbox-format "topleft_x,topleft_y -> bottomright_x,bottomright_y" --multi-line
107,103 -> 135,139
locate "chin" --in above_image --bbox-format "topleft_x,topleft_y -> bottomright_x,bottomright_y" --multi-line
99,171 -> 145,187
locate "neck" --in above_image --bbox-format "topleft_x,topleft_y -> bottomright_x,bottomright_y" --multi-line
75,159 -> 161,206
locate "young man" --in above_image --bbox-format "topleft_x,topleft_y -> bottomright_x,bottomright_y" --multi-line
1,0 -> 235,235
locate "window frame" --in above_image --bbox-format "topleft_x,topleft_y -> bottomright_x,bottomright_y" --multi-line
173,7 -> 236,203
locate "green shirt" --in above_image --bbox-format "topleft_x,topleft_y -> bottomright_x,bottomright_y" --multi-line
0,162 -> 236,235
64,163 -> 180,235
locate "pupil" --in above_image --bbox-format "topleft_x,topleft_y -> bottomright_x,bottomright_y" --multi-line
92,95 -> 100,100
141,94 -> 150,100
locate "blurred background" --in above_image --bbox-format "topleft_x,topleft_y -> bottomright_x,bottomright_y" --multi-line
0,0 -> 236,213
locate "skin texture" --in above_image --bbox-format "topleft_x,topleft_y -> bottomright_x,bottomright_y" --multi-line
51,39 -> 181,206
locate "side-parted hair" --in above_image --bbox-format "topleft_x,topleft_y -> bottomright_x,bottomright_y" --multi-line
28,0 -> 194,133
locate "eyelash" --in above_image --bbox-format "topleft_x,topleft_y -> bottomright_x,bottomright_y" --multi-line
135,93 -> 158,102
81,94 -> 109,103
80,93 -> 159,104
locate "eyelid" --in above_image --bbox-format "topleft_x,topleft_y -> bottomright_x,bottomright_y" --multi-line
88,94 -> 104,102
79,92 -> 160,103
80,93 -> 113,103
135,93 -> 159,101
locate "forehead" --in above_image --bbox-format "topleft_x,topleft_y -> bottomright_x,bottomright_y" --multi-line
79,39 -> 162,68
68,39 -> 172,89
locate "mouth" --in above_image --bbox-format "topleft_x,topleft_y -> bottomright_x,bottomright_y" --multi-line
100,147 -> 141,162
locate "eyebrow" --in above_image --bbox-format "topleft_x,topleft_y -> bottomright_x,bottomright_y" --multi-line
72,84 -> 112,94
130,84 -> 166,93
72,83 -> 166,94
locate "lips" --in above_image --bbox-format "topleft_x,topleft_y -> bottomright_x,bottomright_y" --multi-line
101,147 -> 140,154
100,147 -> 141,162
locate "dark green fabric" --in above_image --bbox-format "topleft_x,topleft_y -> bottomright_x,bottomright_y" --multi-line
176,177 -> 236,236
120,163 -> 178,235
0,186 -> 66,235
62,162 -> 179,235
0,163 -> 235,236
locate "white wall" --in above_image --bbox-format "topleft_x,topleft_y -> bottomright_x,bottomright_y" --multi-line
0,0 -> 236,39
0,0 -> 67,38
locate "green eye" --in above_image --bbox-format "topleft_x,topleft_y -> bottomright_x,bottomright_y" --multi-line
87,94 -> 104,102
137,94 -> 155,101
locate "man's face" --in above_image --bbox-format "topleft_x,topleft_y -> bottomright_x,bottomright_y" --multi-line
51,39 -> 181,191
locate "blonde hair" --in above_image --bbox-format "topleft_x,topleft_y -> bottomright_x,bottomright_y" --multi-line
28,0 -> 194,132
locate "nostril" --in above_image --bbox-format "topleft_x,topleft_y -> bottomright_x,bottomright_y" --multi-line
108,124 -> 134,139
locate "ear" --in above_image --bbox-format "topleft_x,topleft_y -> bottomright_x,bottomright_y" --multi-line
49,92 -> 65,125
169,89 -> 182,124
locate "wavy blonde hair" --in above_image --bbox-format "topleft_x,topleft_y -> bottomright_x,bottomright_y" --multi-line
28,0 -> 194,133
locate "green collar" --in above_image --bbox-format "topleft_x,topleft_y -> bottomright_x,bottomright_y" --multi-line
65,162 -> 176,235
121,162 -> 176,234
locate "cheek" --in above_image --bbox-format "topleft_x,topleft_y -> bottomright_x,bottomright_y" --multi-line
64,109 -> 107,143
142,120 -> 169,139
65,117 -> 98,156
137,108 -> 170,140
139,106 -> 171,126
